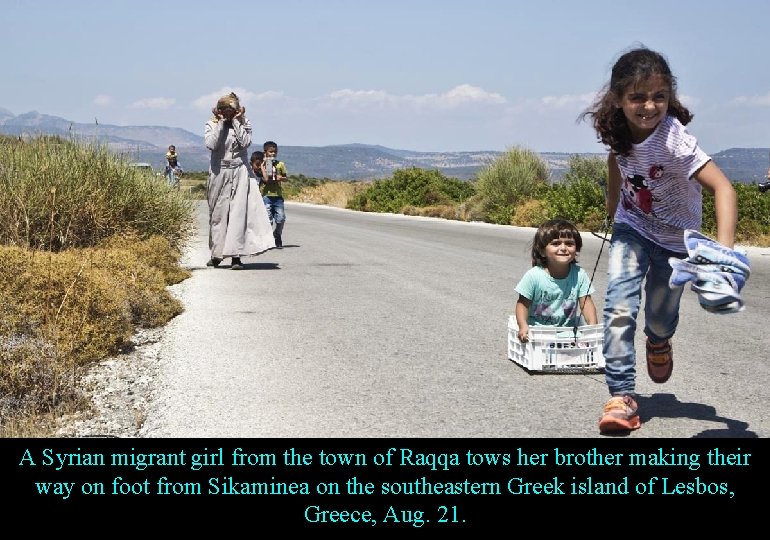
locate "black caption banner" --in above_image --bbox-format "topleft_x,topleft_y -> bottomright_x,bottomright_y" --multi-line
2,438 -> 764,529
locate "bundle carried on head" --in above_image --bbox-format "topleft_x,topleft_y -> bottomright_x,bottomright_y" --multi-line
211,92 -> 243,121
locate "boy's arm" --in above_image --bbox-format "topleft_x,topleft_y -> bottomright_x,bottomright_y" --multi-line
277,161 -> 288,181
515,296 -> 531,342
694,161 -> 737,248
579,295 -> 598,325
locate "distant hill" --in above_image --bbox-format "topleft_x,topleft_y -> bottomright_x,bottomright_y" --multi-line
1,108 -> 767,183
710,148 -> 769,184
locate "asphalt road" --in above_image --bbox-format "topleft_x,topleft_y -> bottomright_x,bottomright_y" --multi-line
140,201 -> 770,438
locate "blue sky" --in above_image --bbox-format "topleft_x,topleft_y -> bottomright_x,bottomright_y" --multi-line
2,0 -> 769,153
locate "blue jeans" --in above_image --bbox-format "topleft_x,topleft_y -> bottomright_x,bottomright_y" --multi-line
263,196 -> 285,236
165,167 -> 179,189
603,223 -> 685,396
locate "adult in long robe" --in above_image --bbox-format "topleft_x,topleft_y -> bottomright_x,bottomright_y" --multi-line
204,92 -> 275,269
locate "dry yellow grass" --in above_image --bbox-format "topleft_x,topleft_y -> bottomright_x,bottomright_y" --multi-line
510,199 -> 549,227
402,204 -> 463,220
292,181 -> 370,208
0,235 -> 189,437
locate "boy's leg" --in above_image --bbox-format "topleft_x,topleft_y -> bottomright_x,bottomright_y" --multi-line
273,198 -> 285,247
262,195 -> 275,226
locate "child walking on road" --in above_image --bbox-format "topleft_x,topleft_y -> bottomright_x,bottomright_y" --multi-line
580,46 -> 738,434
260,140 -> 288,248
514,219 -> 597,343
250,150 -> 264,185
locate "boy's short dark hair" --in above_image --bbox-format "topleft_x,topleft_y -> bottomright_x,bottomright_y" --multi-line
263,140 -> 278,151
531,218 -> 582,267
250,151 -> 264,162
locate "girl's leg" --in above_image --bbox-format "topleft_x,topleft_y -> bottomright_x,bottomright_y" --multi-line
644,247 -> 684,342
602,224 -> 651,396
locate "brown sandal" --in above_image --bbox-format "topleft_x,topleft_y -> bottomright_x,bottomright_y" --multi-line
646,339 -> 673,383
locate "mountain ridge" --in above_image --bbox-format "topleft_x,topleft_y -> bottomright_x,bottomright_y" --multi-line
1,109 -> 767,183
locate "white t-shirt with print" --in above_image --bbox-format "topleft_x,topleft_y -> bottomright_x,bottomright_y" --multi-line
613,115 -> 711,253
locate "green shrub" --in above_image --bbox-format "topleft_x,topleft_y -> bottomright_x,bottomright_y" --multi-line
562,154 -> 609,191
541,155 -> 607,229
0,136 -> 194,252
347,167 -> 474,213
474,147 -> 550,224
703,182 -> 770,242
543,178 -> 605,228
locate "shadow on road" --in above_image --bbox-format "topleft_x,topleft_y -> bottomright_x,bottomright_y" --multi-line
239,262 -> 281,270
637,393 -> 759,438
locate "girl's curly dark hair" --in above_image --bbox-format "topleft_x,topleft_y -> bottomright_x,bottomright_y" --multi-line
579,46 -> 693,156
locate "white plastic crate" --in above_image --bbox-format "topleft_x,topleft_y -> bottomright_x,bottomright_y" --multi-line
507,316 -> 605,372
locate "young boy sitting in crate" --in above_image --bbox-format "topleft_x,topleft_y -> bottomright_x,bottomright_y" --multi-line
514,219 -> 598,342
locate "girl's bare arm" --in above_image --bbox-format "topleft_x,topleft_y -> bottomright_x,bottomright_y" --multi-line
695,161 -> 737,248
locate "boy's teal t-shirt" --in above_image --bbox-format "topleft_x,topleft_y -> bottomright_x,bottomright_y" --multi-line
514,264 -> 594,326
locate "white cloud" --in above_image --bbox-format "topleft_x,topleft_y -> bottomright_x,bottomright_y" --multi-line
326,89 -> 394,106
130,97 -> 175,109
94,95 -> 112,106
426,84 -> 506,107
731,92 -> 770,107
540,93 -> 595,108
192,87 -> 284,110
323,84 -> 505,110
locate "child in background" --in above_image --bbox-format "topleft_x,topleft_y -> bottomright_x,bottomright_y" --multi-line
166,145 -> 178,168
514,218 -> 597,343
164,144 -> 183,188
251,150 -> 265,187
260,140 -> 288,248
580,46 -> 738,434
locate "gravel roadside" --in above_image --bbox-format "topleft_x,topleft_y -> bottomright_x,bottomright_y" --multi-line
55,327 -> 166,438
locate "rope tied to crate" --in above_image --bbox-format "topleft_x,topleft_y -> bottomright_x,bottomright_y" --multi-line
571,214 -> 613,344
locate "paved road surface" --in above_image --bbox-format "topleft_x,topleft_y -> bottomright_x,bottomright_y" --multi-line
140,201 -> 770,438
